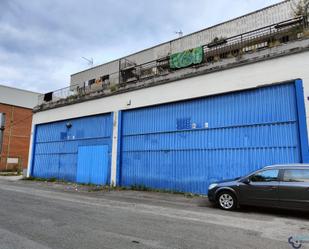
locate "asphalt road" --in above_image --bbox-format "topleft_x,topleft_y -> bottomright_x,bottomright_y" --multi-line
0,178 -> 308,249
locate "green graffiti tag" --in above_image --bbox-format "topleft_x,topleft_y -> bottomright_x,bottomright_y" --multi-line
169,47 -> 203,69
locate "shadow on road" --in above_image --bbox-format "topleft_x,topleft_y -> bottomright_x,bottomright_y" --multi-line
197,197 -> 309,220
237,205 -> 309,220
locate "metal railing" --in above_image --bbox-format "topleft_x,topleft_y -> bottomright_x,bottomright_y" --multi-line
203,16 -> 305,57
37,82 -> 110,106
37,16 -> 307,107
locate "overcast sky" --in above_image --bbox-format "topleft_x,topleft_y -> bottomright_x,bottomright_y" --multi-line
0,0 -> 282,93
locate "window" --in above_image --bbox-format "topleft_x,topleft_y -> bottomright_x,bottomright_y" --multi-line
250,170 -> 279,182
176,118 -> 191,130
100,75 -> 109,83
43,92 -> 53,102
283,169 -> 309,182
60,132 -> 67,140
100,75 -> 110,89
88,79 -> 95,86
280,35 -> 289,43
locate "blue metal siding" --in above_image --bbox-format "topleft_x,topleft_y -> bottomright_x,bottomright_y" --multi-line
295,79 -> 309,163
32,114 -> 113,183
120,83 -> 302,194
76,145 -> 109,185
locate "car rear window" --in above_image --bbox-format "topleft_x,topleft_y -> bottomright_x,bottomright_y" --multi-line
283,169 -> 309,182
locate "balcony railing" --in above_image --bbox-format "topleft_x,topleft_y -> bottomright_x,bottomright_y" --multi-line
37,16 -> 308,108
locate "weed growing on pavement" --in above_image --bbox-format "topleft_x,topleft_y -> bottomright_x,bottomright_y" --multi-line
22,177 -> 203,197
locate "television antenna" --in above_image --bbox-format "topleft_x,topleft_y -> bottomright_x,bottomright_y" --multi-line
81,57 -> 94,67
175,30 -> 183,38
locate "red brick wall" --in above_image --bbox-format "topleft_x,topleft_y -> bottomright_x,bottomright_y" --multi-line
0,103 -> 33,170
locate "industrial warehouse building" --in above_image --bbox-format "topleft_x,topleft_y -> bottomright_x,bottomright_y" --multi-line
28,0 -> 309,194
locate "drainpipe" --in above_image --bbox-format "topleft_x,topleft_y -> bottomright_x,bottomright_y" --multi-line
6,107 -> 14,170
0,113 -> 5,160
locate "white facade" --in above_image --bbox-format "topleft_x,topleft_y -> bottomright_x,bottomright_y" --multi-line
28,50 -> 309,180
0,85 -> 40,109
32,51 -> 309,126
29,0 -> 309,182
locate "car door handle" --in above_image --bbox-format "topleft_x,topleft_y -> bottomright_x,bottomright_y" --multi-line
268,186 -> 277,190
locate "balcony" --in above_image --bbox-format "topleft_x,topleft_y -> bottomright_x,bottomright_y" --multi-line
35,16 -> 309,112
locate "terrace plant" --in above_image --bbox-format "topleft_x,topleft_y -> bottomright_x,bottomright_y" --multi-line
292,0 -> 309,18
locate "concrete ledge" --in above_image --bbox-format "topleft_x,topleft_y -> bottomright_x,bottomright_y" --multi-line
35,38 -> 309,113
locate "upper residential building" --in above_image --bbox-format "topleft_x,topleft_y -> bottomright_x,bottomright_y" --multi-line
70,0 -> 296,87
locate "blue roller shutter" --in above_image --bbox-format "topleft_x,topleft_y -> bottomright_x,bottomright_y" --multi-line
120,82 -> 304,194
31,114 -> 112,184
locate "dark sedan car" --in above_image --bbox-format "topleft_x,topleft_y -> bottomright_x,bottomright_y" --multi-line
208,164 -> 309,211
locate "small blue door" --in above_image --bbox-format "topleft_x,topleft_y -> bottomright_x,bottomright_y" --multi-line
76,145 -> 109,185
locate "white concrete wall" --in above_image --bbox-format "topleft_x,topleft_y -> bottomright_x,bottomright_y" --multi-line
71,60 -> 119,87
33,51 -> 309,126
0,85 -> 40,109
28,50 -> 309,179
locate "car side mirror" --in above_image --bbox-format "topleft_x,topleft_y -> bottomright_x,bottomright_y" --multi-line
242,178 -> 250,184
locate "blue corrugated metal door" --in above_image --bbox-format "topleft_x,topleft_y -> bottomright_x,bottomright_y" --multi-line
120,83 -> 304,194
32,114 -> 112,184
76,145 -> 109,185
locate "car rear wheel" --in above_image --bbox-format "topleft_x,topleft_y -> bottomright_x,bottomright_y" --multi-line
217,191 -> 237,210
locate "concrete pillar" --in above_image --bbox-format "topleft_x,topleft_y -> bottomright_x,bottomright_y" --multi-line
26,122 -> 35,177
110,111 -> 119,186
